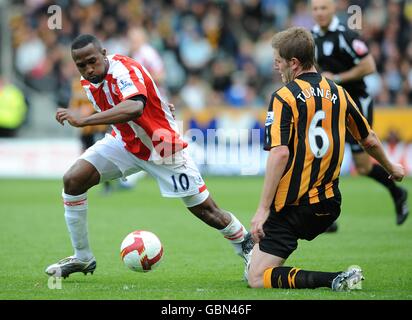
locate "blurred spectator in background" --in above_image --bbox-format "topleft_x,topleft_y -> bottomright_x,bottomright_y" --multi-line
224,71 -> 249,108
178,16 -> 213,74
6,0 -> 412,130
180,73 -> 211,111
0,76 -> 28,137
128,26 -> 166,89
292,0 -> 315,28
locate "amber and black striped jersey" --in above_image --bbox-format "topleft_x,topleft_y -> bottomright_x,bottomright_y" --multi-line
264,72 -> 371,212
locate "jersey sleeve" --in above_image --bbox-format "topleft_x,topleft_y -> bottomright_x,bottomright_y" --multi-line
344,89 -> 371,141
342,29 -> 369,62
111,60 -> 148,102
264,93 -> 293,151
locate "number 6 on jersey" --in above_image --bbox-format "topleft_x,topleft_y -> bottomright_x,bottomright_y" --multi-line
309,110 -> 330,158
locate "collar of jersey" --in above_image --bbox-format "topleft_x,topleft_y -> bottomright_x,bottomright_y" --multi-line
312,16 -> 340,36
296,72 -> 321,80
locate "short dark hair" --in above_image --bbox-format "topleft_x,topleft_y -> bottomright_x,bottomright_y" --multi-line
71,34 -> 102,51
271,27 -> 315,70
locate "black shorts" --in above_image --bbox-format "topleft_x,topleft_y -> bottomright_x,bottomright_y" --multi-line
346,94 -> 373,154
259,197 -> 341,259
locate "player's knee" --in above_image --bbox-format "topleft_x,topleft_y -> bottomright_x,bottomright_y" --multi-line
63,170 -> 84,194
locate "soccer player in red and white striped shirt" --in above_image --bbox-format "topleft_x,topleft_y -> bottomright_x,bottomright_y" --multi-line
45,34 -> 252,279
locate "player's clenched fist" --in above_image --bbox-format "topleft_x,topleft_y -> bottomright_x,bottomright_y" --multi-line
389,163 -> 405,182
55,108 -> 84,127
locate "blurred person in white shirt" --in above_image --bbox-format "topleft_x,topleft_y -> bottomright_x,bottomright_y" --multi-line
128,27 -> 166,91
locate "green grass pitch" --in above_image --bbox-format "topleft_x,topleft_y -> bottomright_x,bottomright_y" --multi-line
0,176 -> 411,300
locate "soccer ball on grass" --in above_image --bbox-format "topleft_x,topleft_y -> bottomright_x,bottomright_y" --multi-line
120,230 -> 163,272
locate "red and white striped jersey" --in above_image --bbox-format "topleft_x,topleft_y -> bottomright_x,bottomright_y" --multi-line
80,54 -> 187,161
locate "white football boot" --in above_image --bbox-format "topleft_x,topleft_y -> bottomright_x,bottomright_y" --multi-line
241,232 -> 254,281
45,256 -> 96,279
331,265 -> 364,291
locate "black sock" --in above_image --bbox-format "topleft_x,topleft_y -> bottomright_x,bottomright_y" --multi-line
367,164 -> 401,198
265,266 -> 341,289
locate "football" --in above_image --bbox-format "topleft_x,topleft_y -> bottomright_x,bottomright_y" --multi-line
120,230 -> 164,272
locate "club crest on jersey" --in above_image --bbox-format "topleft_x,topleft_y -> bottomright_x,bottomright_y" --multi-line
119,79 -> 134,91
111,84 -> 118,95
352,39 -> 368,56
265,111 -> 274,126
322,41 -> 334,56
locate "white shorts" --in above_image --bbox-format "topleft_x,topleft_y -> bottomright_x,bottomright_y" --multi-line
79,134 -> 209,207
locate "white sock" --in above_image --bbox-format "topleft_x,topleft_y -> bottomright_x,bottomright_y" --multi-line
62,191 -> 93,261
219,212 -> 248,256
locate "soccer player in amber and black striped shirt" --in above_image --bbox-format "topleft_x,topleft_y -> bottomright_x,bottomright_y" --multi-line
246,27 -> 405,291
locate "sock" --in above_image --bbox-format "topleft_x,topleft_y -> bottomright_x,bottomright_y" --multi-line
62,191 -> 93,261
367,164 -> 401,199
218,212 -> 248,255
263,267 -> 341,289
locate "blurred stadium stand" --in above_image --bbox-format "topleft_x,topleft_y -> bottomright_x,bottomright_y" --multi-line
1,0 -> 412,177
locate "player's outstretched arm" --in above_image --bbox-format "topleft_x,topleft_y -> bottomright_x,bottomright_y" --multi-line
55,99 -> 144,127
360,130 -> 405,182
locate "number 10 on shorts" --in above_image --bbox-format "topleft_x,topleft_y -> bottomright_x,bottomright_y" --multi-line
171,173 -> 190,192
